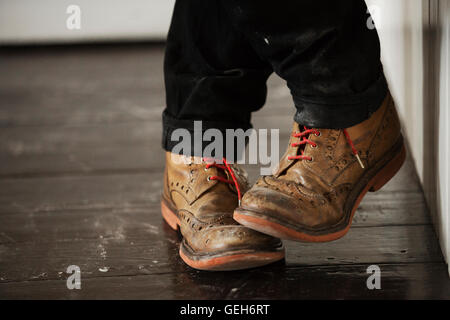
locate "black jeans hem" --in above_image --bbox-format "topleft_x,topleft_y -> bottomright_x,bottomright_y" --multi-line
162,110 -> 252,157
293,73 -> 388,129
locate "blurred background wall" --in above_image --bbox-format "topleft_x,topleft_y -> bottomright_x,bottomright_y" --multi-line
0,0 -> 449,270
0,0 -> 175,44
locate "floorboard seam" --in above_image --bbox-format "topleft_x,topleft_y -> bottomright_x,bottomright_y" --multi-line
0,261 -> 446,285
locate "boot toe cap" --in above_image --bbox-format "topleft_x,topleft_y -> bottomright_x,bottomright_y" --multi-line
239,183 -> 335,230
194,225 -> 283,254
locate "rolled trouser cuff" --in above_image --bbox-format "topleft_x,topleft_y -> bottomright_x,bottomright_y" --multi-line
162,111 -> 253,160
293,73 -> 388,129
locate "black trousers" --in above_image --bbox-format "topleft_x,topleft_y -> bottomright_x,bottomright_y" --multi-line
162,0 -> 387,154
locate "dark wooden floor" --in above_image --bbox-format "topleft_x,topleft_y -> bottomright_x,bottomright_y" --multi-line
0,44 -> 449,299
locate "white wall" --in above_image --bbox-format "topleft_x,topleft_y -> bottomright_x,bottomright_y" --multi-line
367,0 -> 449,269
434,0 -> 450,270
0,0 -> 175,44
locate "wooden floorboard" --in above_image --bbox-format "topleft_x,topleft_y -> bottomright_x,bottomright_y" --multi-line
0,116 -> 293,177
0,45 -> 448,299
1,263 -> 449,299
0,224 -> 443,282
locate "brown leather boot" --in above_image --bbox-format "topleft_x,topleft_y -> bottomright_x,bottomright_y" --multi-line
234,93 -> 406,242
161,152 -> 285,271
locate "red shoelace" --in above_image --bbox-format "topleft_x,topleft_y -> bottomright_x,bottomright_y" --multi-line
287,126 -> 364,169
203,157 -> 242,204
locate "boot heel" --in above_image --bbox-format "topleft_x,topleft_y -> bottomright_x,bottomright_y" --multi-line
369,144 -> 406,192
161,199 -> 180,230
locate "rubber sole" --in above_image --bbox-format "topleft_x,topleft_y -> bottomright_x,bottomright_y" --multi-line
234,143 -> 406,243
160,198 -> 285,271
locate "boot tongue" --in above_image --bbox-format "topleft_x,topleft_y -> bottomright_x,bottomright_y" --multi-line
273,122 -> 306,177
197,159 -> 242,201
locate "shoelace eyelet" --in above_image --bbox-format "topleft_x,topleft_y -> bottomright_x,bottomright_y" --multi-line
202,157 -> 242,202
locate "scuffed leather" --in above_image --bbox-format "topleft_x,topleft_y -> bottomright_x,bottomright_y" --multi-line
240,93 -> 402,231
163,153 -> 281,254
